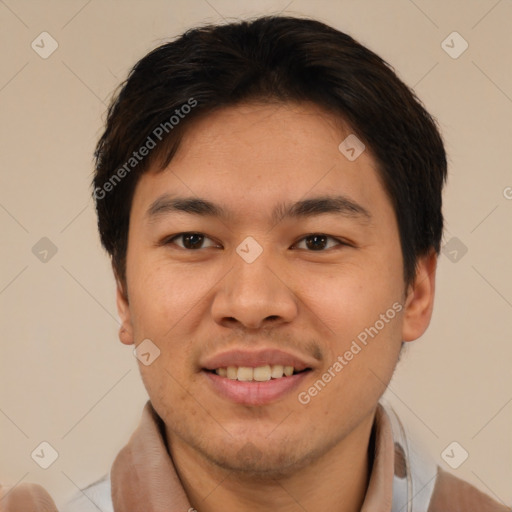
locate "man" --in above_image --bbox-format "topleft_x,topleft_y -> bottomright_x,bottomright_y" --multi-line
1,15 -> 508,512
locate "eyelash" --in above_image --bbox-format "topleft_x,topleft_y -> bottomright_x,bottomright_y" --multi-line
162,232 -> 350,251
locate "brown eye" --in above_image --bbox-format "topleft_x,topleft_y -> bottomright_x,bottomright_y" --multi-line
294,234 -> 344,251
167,232 -> 218,250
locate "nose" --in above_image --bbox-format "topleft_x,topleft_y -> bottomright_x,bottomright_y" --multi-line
211,246 -> 299,331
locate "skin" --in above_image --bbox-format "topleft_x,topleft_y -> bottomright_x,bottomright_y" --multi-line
116,101 -> 437,512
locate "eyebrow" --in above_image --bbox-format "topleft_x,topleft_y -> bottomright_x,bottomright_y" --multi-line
146,194 -> 372,225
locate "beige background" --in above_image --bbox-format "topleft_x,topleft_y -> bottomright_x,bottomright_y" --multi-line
1,0 -> 511,508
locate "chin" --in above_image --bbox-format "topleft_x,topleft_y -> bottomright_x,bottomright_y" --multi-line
198,437 -> 321,480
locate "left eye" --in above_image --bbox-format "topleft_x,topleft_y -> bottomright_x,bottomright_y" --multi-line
293,234 -> 344,251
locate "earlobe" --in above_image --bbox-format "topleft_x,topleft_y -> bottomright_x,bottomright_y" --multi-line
402,250 -> 437,342
115,273 -> 134,346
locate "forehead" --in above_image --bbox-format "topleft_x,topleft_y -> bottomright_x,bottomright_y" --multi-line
131,101 -> 392,228
169,101 -> 356,169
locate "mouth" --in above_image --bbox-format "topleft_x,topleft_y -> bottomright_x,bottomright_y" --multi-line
202,368 -> 312,406
200,348 -> 316,405
205,365 -> 311,382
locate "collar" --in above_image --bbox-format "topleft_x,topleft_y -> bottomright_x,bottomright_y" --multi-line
109,399 -> 421,512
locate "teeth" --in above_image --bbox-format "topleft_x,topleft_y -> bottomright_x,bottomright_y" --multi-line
215,364 -> 299,381
216,367 -> 227,377
237,367 -> 253,381
271,365 -> 284,378
253,365 -> 271,381
284,365 -> 294,376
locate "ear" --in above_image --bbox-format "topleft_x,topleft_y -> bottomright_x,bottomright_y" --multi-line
402,249 -> 437,342
114,268 -> 134,346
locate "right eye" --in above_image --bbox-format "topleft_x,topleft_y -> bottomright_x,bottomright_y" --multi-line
164,232 -> 221,250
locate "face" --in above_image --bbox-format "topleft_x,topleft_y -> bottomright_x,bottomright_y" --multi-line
117,102 -> 436,477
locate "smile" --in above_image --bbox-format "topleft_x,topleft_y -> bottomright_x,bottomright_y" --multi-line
202,367 -> 312,406
211,364 -> 307,381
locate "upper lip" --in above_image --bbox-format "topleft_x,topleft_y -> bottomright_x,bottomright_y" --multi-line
201,348 -> 315,372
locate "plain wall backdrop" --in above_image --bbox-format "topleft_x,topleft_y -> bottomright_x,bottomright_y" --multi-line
1,0 -> 511,508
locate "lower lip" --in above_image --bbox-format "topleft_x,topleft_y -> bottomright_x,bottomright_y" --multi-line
203,370 -> 311,406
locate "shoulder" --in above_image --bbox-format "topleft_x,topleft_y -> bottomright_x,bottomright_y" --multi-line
379,401 -> 510,512
428,468 -> 510,512
61,473 -> 113,512
0,482 -> 58,511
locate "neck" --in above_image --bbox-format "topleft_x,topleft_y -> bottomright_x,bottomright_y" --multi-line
167,409 -> 376,512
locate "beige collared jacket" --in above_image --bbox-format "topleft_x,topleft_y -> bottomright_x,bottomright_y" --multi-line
1,400 -> 509,511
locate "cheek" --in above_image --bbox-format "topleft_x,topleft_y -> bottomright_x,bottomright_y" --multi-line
128,257 -> 207,332
298,256 -> 405,401
301,263 -> 403,339
126,256 -> 224,379
138,361 -> 195,429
